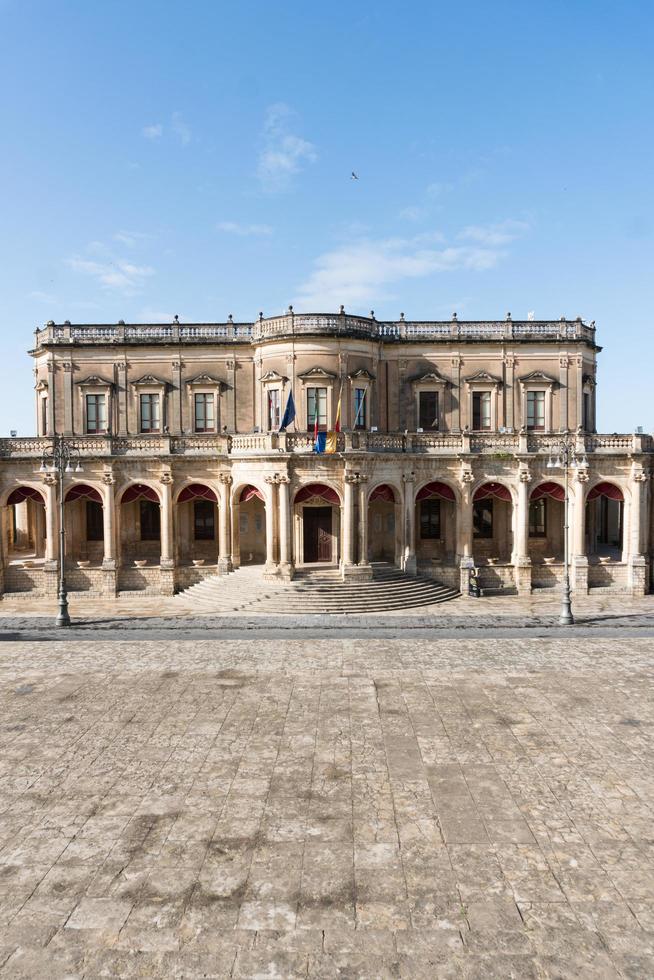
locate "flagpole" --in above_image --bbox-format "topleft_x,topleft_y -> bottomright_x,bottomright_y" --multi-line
289,304 -> 296,431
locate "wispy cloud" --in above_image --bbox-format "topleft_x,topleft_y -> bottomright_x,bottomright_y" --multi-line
399,205 -> 427,223
458,219 -> 529,246
141,114 -> 191,146
142,123 -> 163,140
293,231 -> 509,310
171,112 -> 191,146
257,103 -> 317,191
66,255 -> 155,293
216,221 -> 273,237
113,230 -> 152,248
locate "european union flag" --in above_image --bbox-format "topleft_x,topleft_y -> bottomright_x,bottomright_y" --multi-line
279,392 -> 296,430
313,431 -> 327,453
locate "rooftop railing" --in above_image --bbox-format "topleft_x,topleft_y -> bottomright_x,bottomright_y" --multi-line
0,431 -> 648,459
33,313 -> 597,347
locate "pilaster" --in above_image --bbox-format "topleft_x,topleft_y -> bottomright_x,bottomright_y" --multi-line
402,471 -> 417,575
218,474 -> 233,574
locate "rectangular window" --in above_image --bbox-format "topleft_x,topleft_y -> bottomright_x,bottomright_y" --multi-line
472,391 -> 491,430
473,499 -> 493,539
193,499 -> 215,540
526,390 -> 546,431
86,394 -> 107,434
354,388 -> 367,429
140,393 -> 161,433
194,393 -> 215,432
307,387 -> 327,430
140,499 -> 160,540
418,390 -> 439,429
268,389 -> 281,430
41,397 -> 48,435
419,499 -> 441,539
86,500 -> 104,541
529,499 -> 546,537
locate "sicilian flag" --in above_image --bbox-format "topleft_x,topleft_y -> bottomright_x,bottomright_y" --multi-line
279,391 -> 296,431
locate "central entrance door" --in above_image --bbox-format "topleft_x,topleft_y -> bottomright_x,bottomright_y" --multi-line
303,506 -> 333,563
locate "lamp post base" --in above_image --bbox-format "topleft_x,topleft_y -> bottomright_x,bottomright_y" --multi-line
56,591 -> 71,628
558,576 -> 574,626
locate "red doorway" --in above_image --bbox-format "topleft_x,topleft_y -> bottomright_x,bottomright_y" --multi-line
303,506 -> 333,562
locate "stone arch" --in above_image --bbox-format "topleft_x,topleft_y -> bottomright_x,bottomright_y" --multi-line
231,483 -> 267,566
174,483 -> 220,566
3,485 -> 47,561
414,480 -> 458,567
63,483 -> 105,566
118,482 -> 163,566
472,481 -> 514,563
585,481 -> 625,558
367,483 -> 400,563
293,482 -> 341,566
528,481 -> 566,565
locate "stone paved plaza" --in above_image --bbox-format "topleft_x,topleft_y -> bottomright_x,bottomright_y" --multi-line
0,634 -> 653,978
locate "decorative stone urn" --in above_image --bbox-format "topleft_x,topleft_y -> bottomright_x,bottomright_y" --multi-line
134,559 -> 148,568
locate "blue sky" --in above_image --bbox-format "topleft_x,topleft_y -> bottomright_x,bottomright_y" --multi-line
1,0 -> 652,434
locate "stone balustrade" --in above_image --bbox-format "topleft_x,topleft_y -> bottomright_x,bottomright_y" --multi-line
0,430 -> 649,459
33,314 -> 597,348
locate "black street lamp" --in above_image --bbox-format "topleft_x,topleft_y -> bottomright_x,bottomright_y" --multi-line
546,435 -> 588,626
39,435 -> 83,627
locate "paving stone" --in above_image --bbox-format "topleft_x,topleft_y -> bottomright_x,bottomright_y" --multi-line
0,634 -> 653,976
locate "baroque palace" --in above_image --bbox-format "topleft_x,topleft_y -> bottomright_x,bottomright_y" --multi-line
1,309 -> 651,600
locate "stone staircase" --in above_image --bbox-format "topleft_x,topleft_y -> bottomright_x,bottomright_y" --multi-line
175,562 -> 459,614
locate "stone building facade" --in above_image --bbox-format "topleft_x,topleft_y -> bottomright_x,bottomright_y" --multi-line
1,310 -> 651,599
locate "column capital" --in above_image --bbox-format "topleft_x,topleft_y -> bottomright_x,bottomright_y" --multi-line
43,473 -> 57,487
402,472 -> 415,485
159,473 -> 173,486
218,473 -> 233,486
631,466 -> 648,483
518,466 -> 531,484
102,471 -> 116,486
345,472 -> 363,485
265,474 -> 280,486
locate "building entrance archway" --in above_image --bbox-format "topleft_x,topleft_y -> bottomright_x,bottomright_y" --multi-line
295,484 -> 340,566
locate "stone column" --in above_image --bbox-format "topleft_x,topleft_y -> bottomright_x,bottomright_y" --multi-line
504,355 -> 515,431
263,477 -> 278,579
514,467 -> 532,595
559,356 -> 569,432
342,474 -> 356,572
62,361 -> 74,436
43,476 -> 59,597
357,477 -> 372,578
628,468 -> 648,595
159,474 -> 175,595
572,474 -> 588,593
44,478 -> 58,563
277,475 -> 293,580
457,470 -> 474,594
450,356 -> 462,431
218,474 -> 233,574
403,472 -> 417,575
101,473 -> 117,596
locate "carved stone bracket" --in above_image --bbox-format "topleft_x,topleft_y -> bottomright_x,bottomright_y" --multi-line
218,473 -> 233,487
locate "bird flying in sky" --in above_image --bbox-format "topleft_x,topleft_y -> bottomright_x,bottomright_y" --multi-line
351,171 -> 359,180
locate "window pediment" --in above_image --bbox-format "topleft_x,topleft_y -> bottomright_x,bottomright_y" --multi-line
186,373 -> 224,389
34,379 -> 49,392
75,375 -> 113,388
519,371 -> 557,386
465,370 -> 502,386
348,368 -> 376,381
132,374 -> 167,387
260,370 -> 288,384
297,366 -> 337,382
410,370 -> 448,386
